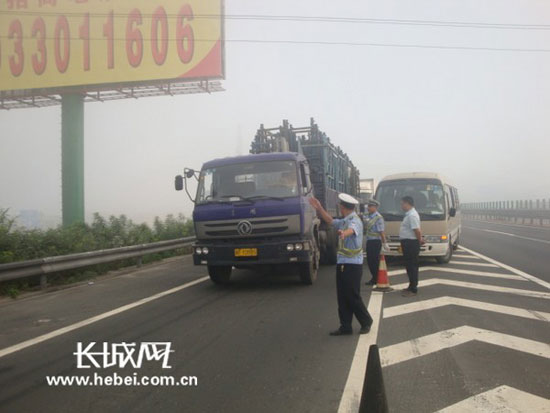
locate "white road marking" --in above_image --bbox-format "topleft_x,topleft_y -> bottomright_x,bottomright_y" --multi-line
391,279 -> 550,300
460,245 -> 550,290
447,261 -> 498,267
337,292 -> 384,413
380,326 -> 550,367
388,266 -> 525,281
383,296 -> 550,322
452,254 -> 481,259
464,226 -> 550,245
0,276 -> 210,359
436,385 -> 550,412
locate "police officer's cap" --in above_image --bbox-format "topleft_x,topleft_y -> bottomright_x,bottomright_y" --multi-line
338,193 -> 359,210
367,199 -> 380,207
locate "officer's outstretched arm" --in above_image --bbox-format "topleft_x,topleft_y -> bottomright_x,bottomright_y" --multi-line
309,197 -> 333,225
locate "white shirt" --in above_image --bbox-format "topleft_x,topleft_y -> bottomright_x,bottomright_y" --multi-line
399,208 -> 421,240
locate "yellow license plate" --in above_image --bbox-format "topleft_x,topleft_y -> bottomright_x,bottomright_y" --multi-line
234,248 -> 258,257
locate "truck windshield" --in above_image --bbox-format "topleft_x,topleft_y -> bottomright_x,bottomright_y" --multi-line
197,160 -> 299,204
376,179 -> 446,221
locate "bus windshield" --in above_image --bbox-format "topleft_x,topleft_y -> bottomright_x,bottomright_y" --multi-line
197,160 -> 299,204
376,179 -> 446,221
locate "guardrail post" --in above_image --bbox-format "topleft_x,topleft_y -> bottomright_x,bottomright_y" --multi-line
137,256 -> 143,268
40,274 -> 47,289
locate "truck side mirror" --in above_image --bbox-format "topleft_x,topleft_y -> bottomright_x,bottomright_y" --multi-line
449,207 -> 457,217
185,168 -> 195,179
175,175 -> 184,191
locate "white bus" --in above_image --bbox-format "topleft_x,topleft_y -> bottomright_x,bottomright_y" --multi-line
374,172 -> 461,263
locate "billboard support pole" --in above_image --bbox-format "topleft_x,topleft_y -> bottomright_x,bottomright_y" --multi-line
61,93 -> 85,226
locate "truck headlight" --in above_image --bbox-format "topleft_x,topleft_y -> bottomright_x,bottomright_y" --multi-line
295,243 -> 303,251
286,244 -> 295,252
195,247 -> 203,255
202,247 -> 209,255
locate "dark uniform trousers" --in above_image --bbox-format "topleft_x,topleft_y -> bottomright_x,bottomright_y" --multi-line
400,239 -> 420,292
366,239 -> 382,282
336,264 -> 373,331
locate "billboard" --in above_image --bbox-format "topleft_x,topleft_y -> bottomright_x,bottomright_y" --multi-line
0,0 -> 224,92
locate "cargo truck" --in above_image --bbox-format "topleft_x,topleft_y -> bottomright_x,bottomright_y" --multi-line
175,119 -> 360,285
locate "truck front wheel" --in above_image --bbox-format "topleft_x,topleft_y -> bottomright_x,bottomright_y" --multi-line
299,242 -> 320,285
208,265 -> 232,285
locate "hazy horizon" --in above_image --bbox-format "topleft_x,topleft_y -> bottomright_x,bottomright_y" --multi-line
1,0 -> 549,227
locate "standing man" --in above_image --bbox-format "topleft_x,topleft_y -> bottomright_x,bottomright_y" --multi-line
309,194 -> 373,335
399,196 -> 425,297
364,200 -> 389,286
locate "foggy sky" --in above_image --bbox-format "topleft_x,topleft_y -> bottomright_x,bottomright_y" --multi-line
1,0 -> 549,225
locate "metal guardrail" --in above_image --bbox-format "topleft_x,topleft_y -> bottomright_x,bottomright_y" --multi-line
462,199 -> 550,225
0,236 -> 197,288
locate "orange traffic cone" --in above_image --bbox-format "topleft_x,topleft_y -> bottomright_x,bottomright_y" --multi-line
373,255 -> 393,292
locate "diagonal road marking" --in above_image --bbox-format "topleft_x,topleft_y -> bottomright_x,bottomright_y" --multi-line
447,261 -> 498,267
435,385 -> 550,412
452,254 -> 481,259
391,279 -> 550,299
388,266 -> 526,281
383,296 -> 550,321
380,326 -> 550,367
459,245 -> 550,290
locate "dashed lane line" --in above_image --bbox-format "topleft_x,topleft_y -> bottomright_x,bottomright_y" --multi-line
383,296 -> 550,322
380,326 -> 550,367
0,276 -> 210,359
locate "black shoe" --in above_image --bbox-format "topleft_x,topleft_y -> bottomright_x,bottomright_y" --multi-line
366,280 -> 376,286
401,289 -> 418,297
329,329 -> 353,336
359,325 -> 371,334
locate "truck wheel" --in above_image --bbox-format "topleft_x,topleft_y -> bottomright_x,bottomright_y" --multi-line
299,260 -> 318,285
208,265 -> 232,285
435,241 -> 453,264
299,241 -> 320,285
321,226 -> 338,265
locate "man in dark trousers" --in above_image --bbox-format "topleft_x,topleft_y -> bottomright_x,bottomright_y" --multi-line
399,196 -> 425,297
309,193 -> 373,335
364,199 -> 389,286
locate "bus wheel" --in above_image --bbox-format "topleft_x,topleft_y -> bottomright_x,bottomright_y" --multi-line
208,265 -> 232,285
436,241 -> 453,264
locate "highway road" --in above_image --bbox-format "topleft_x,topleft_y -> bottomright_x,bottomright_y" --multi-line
0,218 -> 549,412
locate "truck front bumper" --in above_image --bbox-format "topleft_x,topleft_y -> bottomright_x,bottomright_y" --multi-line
192,239 -> 313,266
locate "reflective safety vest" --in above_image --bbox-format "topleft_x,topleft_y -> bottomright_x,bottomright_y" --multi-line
366,214 -> 383,238
337,219 -> 363,258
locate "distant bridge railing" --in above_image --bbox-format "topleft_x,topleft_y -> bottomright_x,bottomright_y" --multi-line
462,199 -> 550,226
0,236 -> 197,289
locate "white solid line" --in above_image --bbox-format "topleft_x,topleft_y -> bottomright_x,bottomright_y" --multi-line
448,261 -> 498,267
383,296 -> 550,322
0,276 -> 210,359
436,385 -> 550,412
337,292 -> 384,413
452,254 -> 481,259
389,266 -> 525,281
391,279 -> 550,300
380,326 -> 550,367
459,245 -> 550,290
464,227 -> 550,245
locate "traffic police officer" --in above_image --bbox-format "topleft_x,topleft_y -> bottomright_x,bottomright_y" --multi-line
364,199 -> 389,286
309,193 -> 373,335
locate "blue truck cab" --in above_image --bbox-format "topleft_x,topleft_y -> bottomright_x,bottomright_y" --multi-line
177,152 -> 321,285
175,119 -> 360,285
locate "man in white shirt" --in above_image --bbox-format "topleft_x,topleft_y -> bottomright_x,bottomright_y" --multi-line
399,196 -> 425,297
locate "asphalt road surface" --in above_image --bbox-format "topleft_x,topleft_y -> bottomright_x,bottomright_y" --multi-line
0,218 -> 549,413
